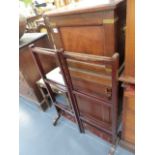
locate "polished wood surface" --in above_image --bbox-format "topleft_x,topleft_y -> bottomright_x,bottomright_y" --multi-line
122,86 -> 135,145
119,70 -> 135,84
119,0 -> 135,150
124,0 -> 135,79
59,51 -> 120,143
44,0 -> 126,65
19,33 -> 56,109
60,26 -> 106,55
28,44 -> 123,143
42,1 -> 126,142
29,45 -> 84,132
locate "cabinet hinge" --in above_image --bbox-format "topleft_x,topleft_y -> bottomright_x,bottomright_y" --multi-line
103,17 -> 118,24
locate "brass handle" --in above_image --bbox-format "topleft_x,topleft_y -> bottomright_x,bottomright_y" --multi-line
104,88 -> 112,99
122,26 -> 126,32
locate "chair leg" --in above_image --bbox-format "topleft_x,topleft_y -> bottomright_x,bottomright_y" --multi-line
37,83 -> 52,109
52,112 -> 61,126
78,120 -> 85,133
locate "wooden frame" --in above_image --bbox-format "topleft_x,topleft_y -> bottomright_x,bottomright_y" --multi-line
29,44 -> 120,143
36,82 -> 51,110
58,51 -> 119,143
29,44 -> 84,132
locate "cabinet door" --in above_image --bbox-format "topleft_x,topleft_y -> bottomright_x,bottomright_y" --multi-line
60,26 -> 108,56
19,71 -> 38,102
122,88 -> 135,144
125,0 -> 135,78
45,9 -> 119,56
19,35 -> 57,103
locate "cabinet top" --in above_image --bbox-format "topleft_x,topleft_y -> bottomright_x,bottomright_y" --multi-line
44,0 -> 124,17
19,33 -> 47,49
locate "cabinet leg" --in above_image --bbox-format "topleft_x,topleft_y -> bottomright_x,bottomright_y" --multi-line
108,136 -> 120,155
79,122 -> 85,133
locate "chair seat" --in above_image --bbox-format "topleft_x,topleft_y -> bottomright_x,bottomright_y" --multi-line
55,94 -> 70,107
37,67 -> 65,86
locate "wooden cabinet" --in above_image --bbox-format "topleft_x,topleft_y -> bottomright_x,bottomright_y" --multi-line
124,0 -> 135,79
44,0 -> 126,65
19,33 -> 56,109
119,0 -> 135,151
43,0 -> 126,142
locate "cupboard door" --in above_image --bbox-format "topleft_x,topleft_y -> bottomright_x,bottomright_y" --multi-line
19,71 -> 38,102
125,0 -> 135,78
60,26 -> 108,56
122,88 -> 135,144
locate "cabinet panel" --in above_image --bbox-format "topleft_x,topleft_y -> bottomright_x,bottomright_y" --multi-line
19,71 -> 38,102
122,88 -> 135,144
60,26 -> 106,55
124,0 -> 135,78
123,126 -> 135,144
76,95 -> 111,123
19,33 -> 56,106
83,122 -> 112,142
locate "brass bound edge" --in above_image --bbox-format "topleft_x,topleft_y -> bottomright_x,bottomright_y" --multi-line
50,22 -> 56,27
103,17 -> 118,24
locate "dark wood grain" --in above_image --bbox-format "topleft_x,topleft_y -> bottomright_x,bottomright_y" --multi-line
44,0 -> 126,65
124,0 -> 135,79
59,51 -> 120,143
119,0 -> 135,150
60,26 -> 106,55
122,86 -> 135,145
42,0 -> 126,142
19,33 -> 56,109
29,45 -> 84,133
